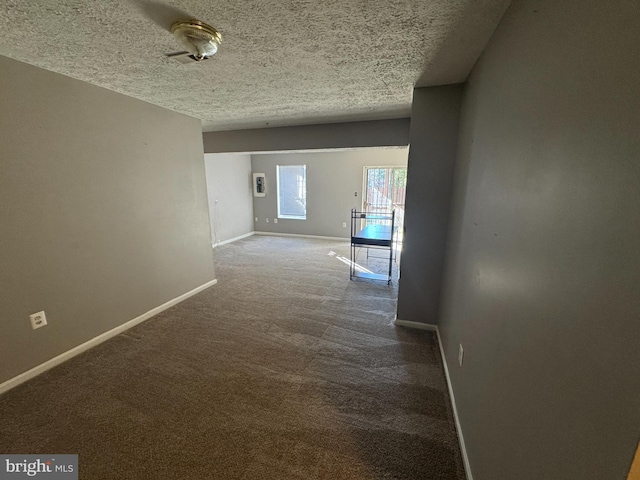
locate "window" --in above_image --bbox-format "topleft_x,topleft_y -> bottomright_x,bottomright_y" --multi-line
276,165 -> 307,219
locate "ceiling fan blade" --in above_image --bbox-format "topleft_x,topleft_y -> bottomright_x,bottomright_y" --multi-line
137,0 -> 192,32
165,51 -> 190,57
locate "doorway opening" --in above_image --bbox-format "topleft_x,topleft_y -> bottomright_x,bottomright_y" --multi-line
363,166 -> 407,244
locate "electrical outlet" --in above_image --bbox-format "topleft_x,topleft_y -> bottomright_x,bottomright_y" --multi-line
342,222 -> 347,228
255,217 -> 258,222
458,344 -> 464,367
266,218 -> 269,223
30,311 -> 47,330
274,218 -> 278,224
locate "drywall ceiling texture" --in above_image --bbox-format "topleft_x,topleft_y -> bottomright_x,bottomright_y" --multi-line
0,0 -> 510,131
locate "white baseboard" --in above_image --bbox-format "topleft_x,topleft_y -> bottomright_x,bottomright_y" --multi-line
254,231 -> 347,242
393,317 -> 473,480
212,231 -> 254,248
435,326 -> 473,480
393,317 -> 438,331
0,278 -> 218,396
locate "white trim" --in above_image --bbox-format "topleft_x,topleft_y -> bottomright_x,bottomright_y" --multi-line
212,232 -> 254,248
254,231 -> 347,242
393,317 -> 473,480
393,318 -> 438,331
0,279 -> 218,396
435,326 -> 473,480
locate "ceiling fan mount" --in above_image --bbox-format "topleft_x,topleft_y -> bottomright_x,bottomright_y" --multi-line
170,19 -> 222,61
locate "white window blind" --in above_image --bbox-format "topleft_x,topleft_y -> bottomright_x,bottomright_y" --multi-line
276,165 -> 307,219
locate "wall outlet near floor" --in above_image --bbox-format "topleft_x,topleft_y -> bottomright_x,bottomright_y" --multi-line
342,222 -> 347,228
458,344 -> 464,367
274,218 -> 278,224
255,217 -> 258,222
30,311 -> 47,330
266,218 -> 269,223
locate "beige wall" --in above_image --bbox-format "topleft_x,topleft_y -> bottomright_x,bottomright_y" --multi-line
203,119 -> 410,153
204,154 -> 254,244
396,85 -> 463,324
251,148 -> 408,238
437,1 -> 640,479
0,56 -> 215,384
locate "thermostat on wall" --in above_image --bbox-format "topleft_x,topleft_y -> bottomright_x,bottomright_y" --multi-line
253,173 -> 266,197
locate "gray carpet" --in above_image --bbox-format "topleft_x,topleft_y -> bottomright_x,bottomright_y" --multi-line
0,236 -> 465,479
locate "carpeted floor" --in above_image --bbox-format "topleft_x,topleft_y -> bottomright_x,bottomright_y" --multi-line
0,236 -> 465,479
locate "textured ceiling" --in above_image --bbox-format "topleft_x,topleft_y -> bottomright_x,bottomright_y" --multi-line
0,0 -> 510,131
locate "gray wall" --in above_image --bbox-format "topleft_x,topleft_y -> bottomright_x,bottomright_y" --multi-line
396,86 -> 463,324
0,56 -> 215,384
251,148 -> 408,238
438,1 -> 640,479
204,154 -> 254,245
203,119 -> 410,153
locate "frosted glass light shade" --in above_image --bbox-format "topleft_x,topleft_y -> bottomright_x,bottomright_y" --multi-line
171,20 -> 222,60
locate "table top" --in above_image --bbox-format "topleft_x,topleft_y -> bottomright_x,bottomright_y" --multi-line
355,224 -> 392,239
352,224 -> 395,246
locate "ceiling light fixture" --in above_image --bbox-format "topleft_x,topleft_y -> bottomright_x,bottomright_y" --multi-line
170,20 -> 222,61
